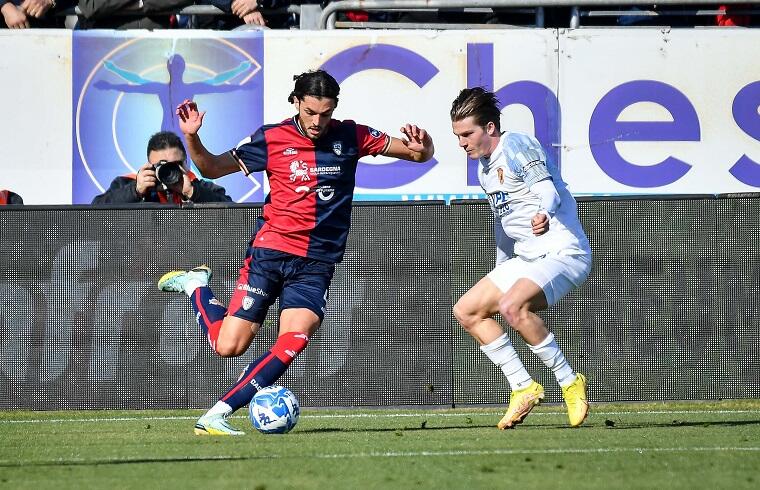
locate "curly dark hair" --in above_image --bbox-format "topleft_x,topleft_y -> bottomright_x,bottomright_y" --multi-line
288,69 -> 340,105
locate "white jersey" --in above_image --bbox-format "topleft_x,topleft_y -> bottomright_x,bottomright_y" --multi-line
479,132 -> 590,261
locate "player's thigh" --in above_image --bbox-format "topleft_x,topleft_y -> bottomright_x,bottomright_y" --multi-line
492,253 -> 591,308
279,257 -> 335,331
279,308 -> 321,337
532,253 -> 591,306
488,256 -> 548,311
454,275 -> 504,320
227,247 -> 285,330
217,315 -> 261,355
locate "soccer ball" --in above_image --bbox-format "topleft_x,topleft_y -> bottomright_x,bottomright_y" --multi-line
248,385 -> 300,434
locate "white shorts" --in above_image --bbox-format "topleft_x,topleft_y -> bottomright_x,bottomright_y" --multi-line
486,251 -> 591,306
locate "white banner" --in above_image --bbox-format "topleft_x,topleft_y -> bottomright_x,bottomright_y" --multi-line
0,29 -> 758,204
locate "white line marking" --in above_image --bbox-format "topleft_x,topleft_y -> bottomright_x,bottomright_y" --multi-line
2,409 -> 759,424
0,447 -> 757,466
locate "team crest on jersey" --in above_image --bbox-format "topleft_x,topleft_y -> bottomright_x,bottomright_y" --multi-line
368,127 -> 381,138
497,167 -> 504,184
289,160 -> 310,182
242,296 -> 254,310
283,147 -> 298,156
332,142 -> 342,156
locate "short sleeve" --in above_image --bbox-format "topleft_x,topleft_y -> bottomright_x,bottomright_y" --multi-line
356,124 -> 390,158
230,128 -> 268,175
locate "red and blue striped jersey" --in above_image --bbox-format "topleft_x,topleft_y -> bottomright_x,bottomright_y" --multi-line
231,116 -> 390,263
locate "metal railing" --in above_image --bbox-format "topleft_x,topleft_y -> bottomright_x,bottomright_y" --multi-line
59,0 -> 759,30
320,0 -> 756,29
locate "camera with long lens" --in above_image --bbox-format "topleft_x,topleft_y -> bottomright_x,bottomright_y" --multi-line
153,160 -> 184,188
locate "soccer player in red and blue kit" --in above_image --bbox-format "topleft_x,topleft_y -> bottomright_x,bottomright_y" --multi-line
158,70 -> 435,435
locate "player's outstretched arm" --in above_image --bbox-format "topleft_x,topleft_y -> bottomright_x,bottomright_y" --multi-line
176,99 -> 240,179
384,124 -> 435,163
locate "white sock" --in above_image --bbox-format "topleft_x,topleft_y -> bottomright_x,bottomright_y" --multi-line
183,276 -> 207,296
205,401 -> 233,418
529,332 -> 576,387
480,333 -> 533,391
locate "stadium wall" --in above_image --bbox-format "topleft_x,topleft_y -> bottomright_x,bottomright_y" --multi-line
0,197 -> 757,410
1,29 -> 759,204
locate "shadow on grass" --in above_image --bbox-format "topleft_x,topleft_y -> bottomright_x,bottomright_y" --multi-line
297,422 -> 570,434
600,419 -> 760,430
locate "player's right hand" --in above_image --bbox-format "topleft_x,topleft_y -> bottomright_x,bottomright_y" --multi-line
135,162 -> 157,197
176,99 -> 206,136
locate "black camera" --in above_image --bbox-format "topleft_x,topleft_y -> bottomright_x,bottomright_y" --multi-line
153,160 -> 184,187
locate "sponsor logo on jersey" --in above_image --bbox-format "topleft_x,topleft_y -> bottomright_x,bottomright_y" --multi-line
368,127 -> 381,138
310,166 -> 341,176
237,284 -> 269,297
316,186 -> 335,201
283,147 -> 298,156
332,142 -> 342,155
488,191 -> 511,217
289,160 -> 310,182
242,296 -> 254,310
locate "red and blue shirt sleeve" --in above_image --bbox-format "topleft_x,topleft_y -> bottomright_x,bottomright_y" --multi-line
355,124 -> 391,158
230,127 -> 268,175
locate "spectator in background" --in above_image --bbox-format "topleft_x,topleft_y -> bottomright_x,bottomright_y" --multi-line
92,131 -> 231,204
190,0 -> 266,29
77,0 -> 193,29
1,0 -> 74,28
716,4 -> 751,26
0,189 -> 23,205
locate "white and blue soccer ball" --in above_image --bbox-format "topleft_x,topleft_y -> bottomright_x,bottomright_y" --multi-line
248,385 -> 300,434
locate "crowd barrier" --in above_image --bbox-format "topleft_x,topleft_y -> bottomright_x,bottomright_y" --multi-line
0,195 -> 757,409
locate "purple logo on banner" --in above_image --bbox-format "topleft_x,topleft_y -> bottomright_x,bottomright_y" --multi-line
321,44 -> 440,189
72,33 -> 265,204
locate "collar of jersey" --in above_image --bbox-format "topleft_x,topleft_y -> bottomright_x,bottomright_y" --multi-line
481,132 -> 507,173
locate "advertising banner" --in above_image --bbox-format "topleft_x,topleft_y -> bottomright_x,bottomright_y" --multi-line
0,29 -> 758,204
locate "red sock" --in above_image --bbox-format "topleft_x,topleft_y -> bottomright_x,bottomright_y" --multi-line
190,286 -> 225,352
270,332 -> 310,363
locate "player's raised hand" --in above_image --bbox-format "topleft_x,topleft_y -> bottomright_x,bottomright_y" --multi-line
400,124 -> 434,161
176,99 -> 206,136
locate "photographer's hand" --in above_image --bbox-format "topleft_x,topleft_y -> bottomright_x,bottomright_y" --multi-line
169,173 -> 194,201
135,163 -> 157,197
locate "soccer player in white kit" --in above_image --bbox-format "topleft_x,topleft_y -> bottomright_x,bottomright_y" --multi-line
450,87 -> 591,428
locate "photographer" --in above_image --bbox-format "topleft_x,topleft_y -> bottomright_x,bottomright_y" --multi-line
92,131 -> 232,204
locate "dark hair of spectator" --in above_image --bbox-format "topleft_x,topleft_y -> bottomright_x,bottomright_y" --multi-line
146,131 -> 187,160
288,70 -> 340,105
450,87 -> 502,132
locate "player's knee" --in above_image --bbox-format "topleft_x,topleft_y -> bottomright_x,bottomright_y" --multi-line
499,296 -> 527,328
453,300 -> 478,331
214,340 -> 247,358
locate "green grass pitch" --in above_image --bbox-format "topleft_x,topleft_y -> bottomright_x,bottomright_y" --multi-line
1,400 -> 759,489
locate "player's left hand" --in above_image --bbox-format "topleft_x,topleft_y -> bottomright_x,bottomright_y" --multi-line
400,124 -> 434,161
531,213 -> 550,236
